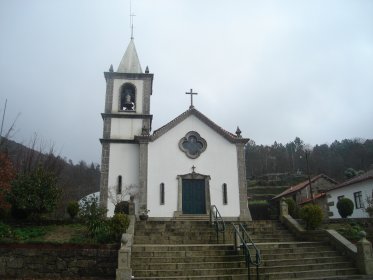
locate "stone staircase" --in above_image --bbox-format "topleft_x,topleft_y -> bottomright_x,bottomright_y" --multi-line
131,219 -> 367,279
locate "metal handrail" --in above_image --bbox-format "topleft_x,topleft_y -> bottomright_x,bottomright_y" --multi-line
232,223 -> 261,280
209,205 -> 226,243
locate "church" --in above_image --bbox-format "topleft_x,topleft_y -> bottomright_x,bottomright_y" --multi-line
99,38 -> 252,221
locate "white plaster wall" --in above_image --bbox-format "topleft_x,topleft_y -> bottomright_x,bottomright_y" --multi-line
327,179 -> 373,219
147,115 -> 240,218
110,118 -> 142,139
112,79 -> 144,113
107,143 -> 139,216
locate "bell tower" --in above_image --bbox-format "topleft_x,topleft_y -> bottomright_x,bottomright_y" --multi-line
99,38 -> 153,215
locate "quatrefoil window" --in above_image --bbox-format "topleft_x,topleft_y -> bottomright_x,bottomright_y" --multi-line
179,131 -> 207,159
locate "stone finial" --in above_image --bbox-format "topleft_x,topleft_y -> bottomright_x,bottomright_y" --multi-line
356,230 -> 373,275
145,66 -> 149,74
236,126 -> 242,138
109,64 -> 114,72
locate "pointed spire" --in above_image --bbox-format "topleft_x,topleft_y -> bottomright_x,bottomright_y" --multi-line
117,39 -> 143,73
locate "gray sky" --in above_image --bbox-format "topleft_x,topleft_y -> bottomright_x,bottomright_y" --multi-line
1,0 -> 372,164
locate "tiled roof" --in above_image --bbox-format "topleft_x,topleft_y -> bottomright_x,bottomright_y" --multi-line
272,174 -> 338,200
150,107 -> 249,144
298,192 -> 326,205
327,169 -> 373,192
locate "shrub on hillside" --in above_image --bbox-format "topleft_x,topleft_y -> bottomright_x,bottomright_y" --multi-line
299,204 -> 323,230
0,153 -> 16,218
7,167 -> 60,220
336,198 -> 354,218
79,194 -> 107,238
110,213 -> 130,240
67,201 -> 79,219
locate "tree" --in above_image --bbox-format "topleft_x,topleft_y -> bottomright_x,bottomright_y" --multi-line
336,198 -> 354,218
0,153 -> 15,216
344,168 -> 364,179
7,167 -> 61,219
299,204 -> 323,230
108,184 -> 137,207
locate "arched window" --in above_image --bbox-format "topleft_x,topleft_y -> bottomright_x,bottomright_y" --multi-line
222,183 -> 228,205
120,83 -> 136,111
160,183 -> 165,205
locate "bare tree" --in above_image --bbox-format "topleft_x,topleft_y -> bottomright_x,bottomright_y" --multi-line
0,99 -> 20,149
108,184 -> 138,207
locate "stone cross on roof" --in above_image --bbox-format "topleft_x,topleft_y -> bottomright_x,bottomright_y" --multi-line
186,89 -> 198,109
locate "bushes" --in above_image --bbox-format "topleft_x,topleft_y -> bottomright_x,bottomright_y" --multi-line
110,213 -> 130,240
114,201 -> 129,214
67,201 -> 79,219
7,167 -> 60,220
337,198 -> 354,218
79,195 -> 129,243
336,222 -> 363,242
299,204 -> 323,230
285,198 -> 298,218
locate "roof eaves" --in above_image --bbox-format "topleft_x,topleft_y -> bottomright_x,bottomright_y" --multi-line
150,108 -> 249,144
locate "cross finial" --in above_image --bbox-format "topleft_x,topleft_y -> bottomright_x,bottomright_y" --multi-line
191,165 -> 196,173
130,0 -> 136,39
185,89 -> 198,109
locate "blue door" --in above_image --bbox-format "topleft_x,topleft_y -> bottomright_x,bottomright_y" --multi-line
182,179 -> 206,214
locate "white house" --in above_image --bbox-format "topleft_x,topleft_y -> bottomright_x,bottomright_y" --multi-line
327,169 -> 373,219
99,38 -> 251,221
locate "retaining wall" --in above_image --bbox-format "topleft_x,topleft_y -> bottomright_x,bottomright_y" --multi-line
0,243 -> 118,279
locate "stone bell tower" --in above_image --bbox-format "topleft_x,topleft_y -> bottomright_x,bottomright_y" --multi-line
99,38 -> 153,216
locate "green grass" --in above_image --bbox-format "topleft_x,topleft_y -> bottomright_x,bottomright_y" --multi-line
0,222 -> 94,244
323,222 -> 365,242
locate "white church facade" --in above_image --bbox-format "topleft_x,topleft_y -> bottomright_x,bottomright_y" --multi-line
99,39 -> 252,221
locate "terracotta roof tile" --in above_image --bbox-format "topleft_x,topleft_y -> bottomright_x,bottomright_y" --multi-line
327,169 -> 373,192
272,174 -> 338,200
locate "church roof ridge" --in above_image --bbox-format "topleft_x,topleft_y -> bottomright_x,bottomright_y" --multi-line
151,107 -> 249,144
117,39 -> 143,73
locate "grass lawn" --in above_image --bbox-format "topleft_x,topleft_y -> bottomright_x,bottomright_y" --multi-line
0,222 -> 99,245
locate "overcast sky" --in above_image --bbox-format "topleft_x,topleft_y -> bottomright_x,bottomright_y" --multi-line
0,0 -> 372,164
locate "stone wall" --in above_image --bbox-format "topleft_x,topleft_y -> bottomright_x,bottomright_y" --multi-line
0,243 -> 118,279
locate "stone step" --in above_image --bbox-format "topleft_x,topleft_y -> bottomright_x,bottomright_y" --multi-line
133,265 -> 358,278
131,220 -> 361,280
259,250 -> 341,260
132,255 -> 242,264
132,249 -> 237,258
134,234 -> 296,245
262,262 -> 356,274
264,268 -> 360,279
133,267 -> 250,277
256,256 -> 348,266
132,260 -> 246,270
133,273 -> 367,280
172,215 -> 210,221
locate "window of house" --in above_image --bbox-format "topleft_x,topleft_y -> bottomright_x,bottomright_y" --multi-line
354,191 -> 364,209
337,195 -> 344,201
117,175 -> 122,195
160,183 -> 165,205
120,83 -> 136,111
222,183 -> 228,205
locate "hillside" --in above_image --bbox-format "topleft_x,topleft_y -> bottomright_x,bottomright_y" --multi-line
0,137 -> 100,217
